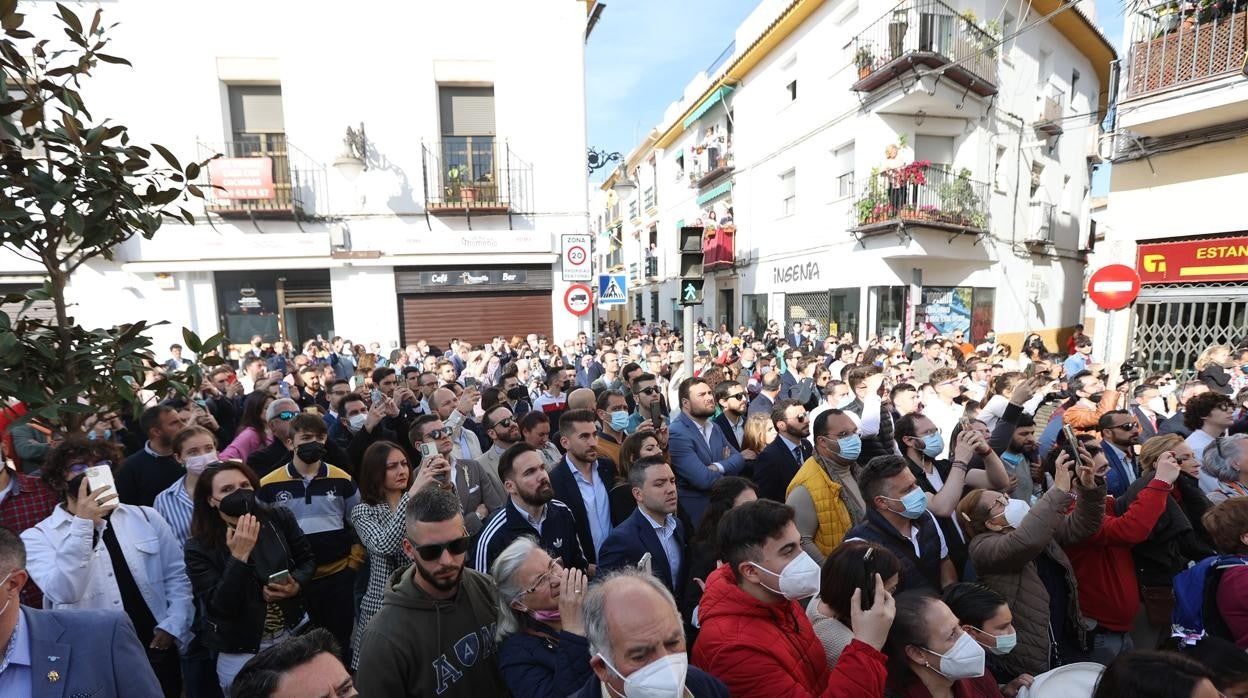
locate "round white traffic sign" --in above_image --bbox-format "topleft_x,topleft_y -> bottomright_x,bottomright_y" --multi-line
564,284 -> 592,316
566,245 -> 587,266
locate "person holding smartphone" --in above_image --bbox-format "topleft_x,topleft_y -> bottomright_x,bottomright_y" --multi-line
184,460 -> 316,693
23,436 -> 194,696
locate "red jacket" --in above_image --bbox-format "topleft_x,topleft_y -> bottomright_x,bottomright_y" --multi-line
890,673 -> 1003,698
691,564 -> 887,697
1063,479 -> 1172,631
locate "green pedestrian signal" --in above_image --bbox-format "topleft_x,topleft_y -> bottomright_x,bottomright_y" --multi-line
680,278 -> 704,306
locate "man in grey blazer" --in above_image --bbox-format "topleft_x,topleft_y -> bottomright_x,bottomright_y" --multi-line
0,526 -> 162,697
668,377 -> 757,526
410,414 -> 505,536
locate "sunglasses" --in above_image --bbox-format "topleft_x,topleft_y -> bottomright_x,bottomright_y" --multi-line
67,460 -> 110,476
410,535 -> 471,561
635,386 -> 660,396
425,428 -> 451,440
275,411 -> 298,421
490,417 -> 516,430
725,392 -> 746,401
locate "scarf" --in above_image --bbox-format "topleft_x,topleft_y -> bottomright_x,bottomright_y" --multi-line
814,451 -> 866,525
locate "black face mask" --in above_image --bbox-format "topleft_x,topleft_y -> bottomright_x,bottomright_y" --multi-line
562,380 -> 576,392
1088,391 -> 1106,403
295,441 -> 326,464
217,489 -> 256,518
66,473 -> 88,499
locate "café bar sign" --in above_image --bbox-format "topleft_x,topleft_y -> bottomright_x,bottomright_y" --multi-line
419,270 -> 528,287
1137,236 -> 1248,284
210,157 -> 276,200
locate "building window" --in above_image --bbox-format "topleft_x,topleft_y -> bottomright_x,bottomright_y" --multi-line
1002,11 -> 1016,64
833,142 -> 855,199
994,145 -> 1007,191
779,169 -> 796,217
1037,49 -> 1052,89
650,291 -> 660,323
438,86 -> 498,199
675,152 -> 685,180
226,85 -> 289,202
915,135 -> 955,170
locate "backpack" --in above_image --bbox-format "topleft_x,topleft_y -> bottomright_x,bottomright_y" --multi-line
1172,554 -> 1248,645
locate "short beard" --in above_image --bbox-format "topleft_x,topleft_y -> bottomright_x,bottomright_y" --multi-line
415,559 -> 463,592
690,404 -> 716,420
519,484 -> 554,508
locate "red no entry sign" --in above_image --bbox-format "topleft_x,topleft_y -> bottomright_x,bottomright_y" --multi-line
1087,264 -> 1141,311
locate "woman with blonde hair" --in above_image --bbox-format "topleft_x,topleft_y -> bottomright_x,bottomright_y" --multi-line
1196,344 -> 1234,395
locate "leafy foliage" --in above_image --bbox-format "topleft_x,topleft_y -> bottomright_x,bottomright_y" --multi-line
0,2 -> 218,429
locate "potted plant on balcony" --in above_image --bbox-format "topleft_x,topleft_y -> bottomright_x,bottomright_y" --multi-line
938,168 -> 984,228
855,44 -> 876,79
445,163 -> 466,203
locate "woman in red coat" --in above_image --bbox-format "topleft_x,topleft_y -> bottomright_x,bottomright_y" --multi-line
885,590 -> 1003,698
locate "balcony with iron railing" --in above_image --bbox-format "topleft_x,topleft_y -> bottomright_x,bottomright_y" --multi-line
851,0 -> 1000,99
421,137 -> 531,219
688,130 -> 734,189
1125,1 -> 1248,100
850,162 -> 989,237
644,256 -> 659,278
198,134 -> 327,220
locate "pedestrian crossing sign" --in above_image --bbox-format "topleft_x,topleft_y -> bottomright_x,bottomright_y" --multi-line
598,274 -> 627,306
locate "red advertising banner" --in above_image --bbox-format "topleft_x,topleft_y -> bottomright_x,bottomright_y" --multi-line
209,157 -> 276,200
1136,236 -> 1248,284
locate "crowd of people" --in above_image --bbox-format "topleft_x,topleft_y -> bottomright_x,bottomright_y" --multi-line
2,320 -> 1248,697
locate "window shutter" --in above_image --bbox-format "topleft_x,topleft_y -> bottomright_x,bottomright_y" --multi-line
915,135 -> 954,167
439,87 -> 496,136
228,86 -> 285,133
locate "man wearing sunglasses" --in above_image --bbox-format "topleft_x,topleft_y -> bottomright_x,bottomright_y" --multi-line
626,372 -> 668,436
355,487 -> 506,697
410,415 -> 505,537
479,404 -> 522,481
713,381 -> 748,452
753,400 -> 813,503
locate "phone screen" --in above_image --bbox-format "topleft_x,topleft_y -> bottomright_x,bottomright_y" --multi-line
860,548 -> 877,610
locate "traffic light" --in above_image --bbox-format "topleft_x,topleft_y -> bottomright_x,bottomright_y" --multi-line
679,226 -> 704,306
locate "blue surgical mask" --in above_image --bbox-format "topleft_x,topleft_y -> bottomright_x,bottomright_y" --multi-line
1001,451 -> 1025,468
885,488 -> 929,519
836,434 -> 862,461
609,411 -> 630,432
917,432 -> 943,458
835,394 -> 855,409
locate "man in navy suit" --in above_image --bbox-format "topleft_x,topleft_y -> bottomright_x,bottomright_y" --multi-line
549,409 -> 629,567
712,380 -> 748,452
748,372 -> 782,416
668,377 -> 756,525
1099,410 -> 1143,497
779,347 -> 801,397
598,457 -> 688,596
0,527 -> 162,697
1131,384 -> 1163,440
753,399 -> 814,502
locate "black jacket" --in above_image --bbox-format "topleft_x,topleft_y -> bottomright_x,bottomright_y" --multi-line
184,506 -> 316,653
1116,471 -> 1215,586
712,412 -> 743,452
246,437 -> 350,477
1199,364 -> 1233,395
752,436 -> 812,502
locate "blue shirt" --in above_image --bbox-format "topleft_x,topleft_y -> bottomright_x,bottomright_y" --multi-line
646,511 -> 682,585
0,607 -> 32,698
1063,353 -> 1089,378
153,476 -> 194,548
566,457 -> 611,555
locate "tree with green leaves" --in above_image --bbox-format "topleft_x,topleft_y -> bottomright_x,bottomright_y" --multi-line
0,1 -> 222,432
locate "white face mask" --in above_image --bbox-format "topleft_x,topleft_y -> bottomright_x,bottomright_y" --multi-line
1159,382 -> 1177,398
749,551 -> 821,600
599,652 -> 688,698
348,413 -> 368,433
920,631 -> 986,680
998,499 -> 1031,529
1147,396 -> 1168,416
183,452 -> 219,476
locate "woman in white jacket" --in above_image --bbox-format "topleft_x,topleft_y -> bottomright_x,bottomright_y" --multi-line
21,436 -> 193,697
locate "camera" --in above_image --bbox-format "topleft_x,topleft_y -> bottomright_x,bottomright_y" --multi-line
1120,359 -> 1141,383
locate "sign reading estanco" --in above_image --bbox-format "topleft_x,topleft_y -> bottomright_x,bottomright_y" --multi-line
210,157 -> 276,200
1137,236 -> 1248,284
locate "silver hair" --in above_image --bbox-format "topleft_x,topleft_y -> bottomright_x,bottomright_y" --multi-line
490,536 -> 541,643
264,398 -> 298,421
582,567 -> 682,664
1203,434 -> 1248,483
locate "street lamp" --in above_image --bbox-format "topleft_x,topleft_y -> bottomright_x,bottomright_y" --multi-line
587,146 -> 622,174
332,123 -> 368,180
611,172 -> 637,199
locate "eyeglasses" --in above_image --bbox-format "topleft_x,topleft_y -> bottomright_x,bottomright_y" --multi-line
491,417 -> 516,430
790,413 -> 808,422
425,428 -> 451,440
725,392 -> 746,401
409,535 -> 471,561
516,557 -> 563,599
275,411 -> 298,421
635,386 -> 660,396
68,460 -> 110,476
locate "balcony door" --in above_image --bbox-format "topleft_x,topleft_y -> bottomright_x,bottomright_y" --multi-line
227,85 -> 290,207
439,86 -> 497,203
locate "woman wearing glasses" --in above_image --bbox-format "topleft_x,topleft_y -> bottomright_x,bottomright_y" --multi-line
347,440 -> 445,669
492,537 -> 592,698
183,460 -> 315,692
23,436 -> 193,696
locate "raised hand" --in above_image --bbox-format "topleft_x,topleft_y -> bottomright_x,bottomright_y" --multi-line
226,513 -> 260,562
849,574 -> 896,651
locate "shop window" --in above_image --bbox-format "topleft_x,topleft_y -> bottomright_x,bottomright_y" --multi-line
743,293 -> 768,336
870,286 -> 907,340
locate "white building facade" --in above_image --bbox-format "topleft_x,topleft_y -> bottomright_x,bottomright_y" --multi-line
0,0 -> 597,352
596,0 -> 1114,351
1096,1 -> 1248,373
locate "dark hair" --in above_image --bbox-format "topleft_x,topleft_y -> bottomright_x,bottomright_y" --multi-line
1074,335 -> 1093,348
498,442 -> 537,482
768,398 -> 802,428
942,582 -> 1007,628
1185,391 -> 1235,432
691,476 -> 757,549
409,413 -> 440,444
517,410 -> 549,433
811,408 -> 846,439
713,380 -> 741,403
326,378 -> 350,392
1182,637 -> 1248,691
558,409 -> 597,440
337,391 -> 367,416
819,541 -> 901,622
1092,650 -> 1214,698
678,376 -> 708,406
190,461 -> 264,550
402,365 -> 421,378
893,413 -> 923,451
237,391 -> 271,438
1097,409 -> 1132,432
627,455 -> 669,490
140,404 -> 177,438
717,499 -> 794,582
288,413 -> 327,440
357,441 -> 407,506
889,383 -> 917,402
0,526 -> 25,575
992,372 -> 1024,396
884,590 -> 942,685
857,455 -> 910,506
1069,370 -> 1096,394
618,429 -> 659,482
632,372 -> 657,389
405,486 -> 463,532
42,436 -> 122,500
595,389 -> 628,412
230,627 -> 342,698
371,366 -> 395,386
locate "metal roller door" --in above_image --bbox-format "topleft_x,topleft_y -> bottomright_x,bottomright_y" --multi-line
399,291 -> 553,348
1132,284 -> 1248,381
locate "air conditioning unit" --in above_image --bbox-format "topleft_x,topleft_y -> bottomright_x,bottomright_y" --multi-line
1025,202 -> 1053,245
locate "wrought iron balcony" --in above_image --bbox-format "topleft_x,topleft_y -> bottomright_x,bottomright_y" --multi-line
850,162 -> 989,236
688,135 -> 734,189
1124,1 -> 1247,99
644,256 -> 659,278
199,134 -> 326,221
421,137 -> 531,220
851,0 -> 1000,98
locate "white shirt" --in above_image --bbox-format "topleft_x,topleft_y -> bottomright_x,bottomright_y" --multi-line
20,504 -> 194,651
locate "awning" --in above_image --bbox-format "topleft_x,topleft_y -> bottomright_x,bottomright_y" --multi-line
681,86 -> 734,129
696,180 -> 733,207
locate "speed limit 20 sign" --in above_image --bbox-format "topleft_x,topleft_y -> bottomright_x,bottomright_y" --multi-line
561,233 -> 592,282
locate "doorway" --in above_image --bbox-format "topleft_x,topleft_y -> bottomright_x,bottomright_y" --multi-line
718,288 -> 734,331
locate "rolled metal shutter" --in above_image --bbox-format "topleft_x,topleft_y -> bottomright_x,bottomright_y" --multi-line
400,291 -> 553,348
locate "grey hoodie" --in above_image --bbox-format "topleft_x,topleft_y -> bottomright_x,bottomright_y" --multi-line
355,563 -> 506,697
